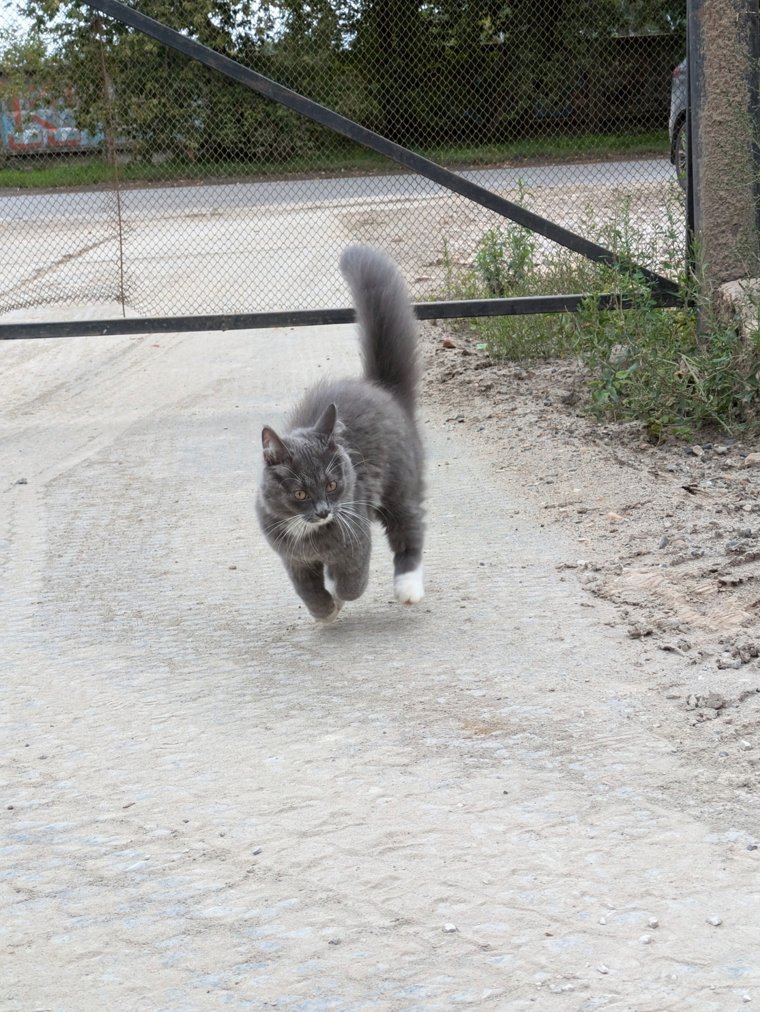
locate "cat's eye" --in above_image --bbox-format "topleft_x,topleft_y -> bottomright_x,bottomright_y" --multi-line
326,480 -> 337,493
294,489 -> 307,501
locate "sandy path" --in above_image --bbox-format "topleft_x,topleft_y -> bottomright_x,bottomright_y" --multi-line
1,328 -> 758,1010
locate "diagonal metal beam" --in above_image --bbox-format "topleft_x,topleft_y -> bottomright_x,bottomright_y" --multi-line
82,0 -> 679,300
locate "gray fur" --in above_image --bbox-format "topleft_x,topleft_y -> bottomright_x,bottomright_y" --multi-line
256,245 -> 425,621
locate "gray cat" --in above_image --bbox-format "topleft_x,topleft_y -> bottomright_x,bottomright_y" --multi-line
255,245 -> 425,622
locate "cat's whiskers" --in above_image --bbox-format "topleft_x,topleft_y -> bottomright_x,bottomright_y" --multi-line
341,500 -> 380,524
335,512 -> 360,550
266,512 -> 309,549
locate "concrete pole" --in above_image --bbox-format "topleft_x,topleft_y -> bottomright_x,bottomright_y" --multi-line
688,0 -> 759,296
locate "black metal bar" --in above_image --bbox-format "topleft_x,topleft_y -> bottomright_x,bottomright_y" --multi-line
0,290 -> 682,342
747,0 -> 760,250
685,0 -> 698,279
81,0 -> 680,300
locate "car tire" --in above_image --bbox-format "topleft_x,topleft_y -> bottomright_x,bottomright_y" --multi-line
674,119 -> 687,191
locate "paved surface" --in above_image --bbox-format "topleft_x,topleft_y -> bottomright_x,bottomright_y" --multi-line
1,328 -> 758,1010
0,160 -> 671,222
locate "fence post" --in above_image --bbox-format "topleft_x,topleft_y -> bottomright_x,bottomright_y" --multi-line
687,0 -> 759,307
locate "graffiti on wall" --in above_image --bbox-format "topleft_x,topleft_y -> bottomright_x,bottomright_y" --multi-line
1,90 -> 102,153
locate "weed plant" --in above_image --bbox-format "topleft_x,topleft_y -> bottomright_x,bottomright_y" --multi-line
442,184 -> 760,438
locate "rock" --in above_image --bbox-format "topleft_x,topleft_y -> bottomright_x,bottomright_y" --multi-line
639,934 -> 653,944
553,388 -> 578,405
743,452 -> 760,468
690,445 -> 704,457
648,917 -> 659,929
597,964 -> 610,975
442,923 -> 458,933
441,338 -> 457,350
706,915 -> 723,927
716,278 -> 760,337
717,654 -> 743,670
702,692 -> 727,710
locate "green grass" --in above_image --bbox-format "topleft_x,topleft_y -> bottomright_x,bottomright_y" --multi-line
442,186 -> 760,438
0,131 -> 669,190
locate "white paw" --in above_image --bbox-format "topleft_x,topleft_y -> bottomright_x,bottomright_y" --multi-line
315,603 -> 341,624
324,572 -> 345,614
394,566 -> 424,605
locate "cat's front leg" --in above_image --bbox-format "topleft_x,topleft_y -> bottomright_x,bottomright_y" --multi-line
326,546 -> 371,603
284,560 -> 340,623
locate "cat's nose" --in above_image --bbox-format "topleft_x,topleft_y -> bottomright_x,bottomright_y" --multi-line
315,504 -> 331,519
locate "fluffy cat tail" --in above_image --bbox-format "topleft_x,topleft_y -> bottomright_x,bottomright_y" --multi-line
340,244 -> 419,414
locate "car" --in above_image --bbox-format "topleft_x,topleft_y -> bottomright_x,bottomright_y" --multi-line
669,58 -> 687,189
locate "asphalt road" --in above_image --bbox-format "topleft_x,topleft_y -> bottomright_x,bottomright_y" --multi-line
0,158 -> 672,223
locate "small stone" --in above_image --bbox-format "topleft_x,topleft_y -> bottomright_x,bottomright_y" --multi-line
743,452 -> 760,468
443,923 -> 458,933
702,692 -> 727,710
648,917 -> 659,929
747,842 -> 758,851
717,654 -> 742,670
252,847 -> 263,855
597,964 -> 610,975
715,445 -> 729,455
740,740 -> 753,751
328,937 -> 342,945
639,934 -> 652,944
690,445 -> 704,457
598,916 -> 607,925
607,512 -> 626,522
15,477 -> 28,485
441,338 -> 457,350
658,535 -> 669,549
706,916 -> 723,927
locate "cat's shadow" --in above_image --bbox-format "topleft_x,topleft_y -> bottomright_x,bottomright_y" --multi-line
313,603 -> 431,640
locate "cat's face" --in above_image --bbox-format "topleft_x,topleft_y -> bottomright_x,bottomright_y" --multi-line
258,403 -> 356,539
261,437 -> 353,526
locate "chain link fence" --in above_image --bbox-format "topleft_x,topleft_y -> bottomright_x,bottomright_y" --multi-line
0,1 -> 686,328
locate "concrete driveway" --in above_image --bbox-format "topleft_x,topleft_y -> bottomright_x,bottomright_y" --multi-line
1,326 -> 757,1010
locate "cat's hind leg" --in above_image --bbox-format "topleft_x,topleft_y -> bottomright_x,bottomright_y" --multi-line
383,508 -> 424,605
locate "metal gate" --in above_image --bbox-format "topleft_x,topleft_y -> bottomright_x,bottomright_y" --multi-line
0,0 -> 684,340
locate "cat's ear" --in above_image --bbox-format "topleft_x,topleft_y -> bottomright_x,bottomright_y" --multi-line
314,402 -> 337,440
261,426 -> 290,465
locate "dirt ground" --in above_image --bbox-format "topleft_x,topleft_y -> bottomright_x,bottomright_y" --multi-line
421,317 -> 760,785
